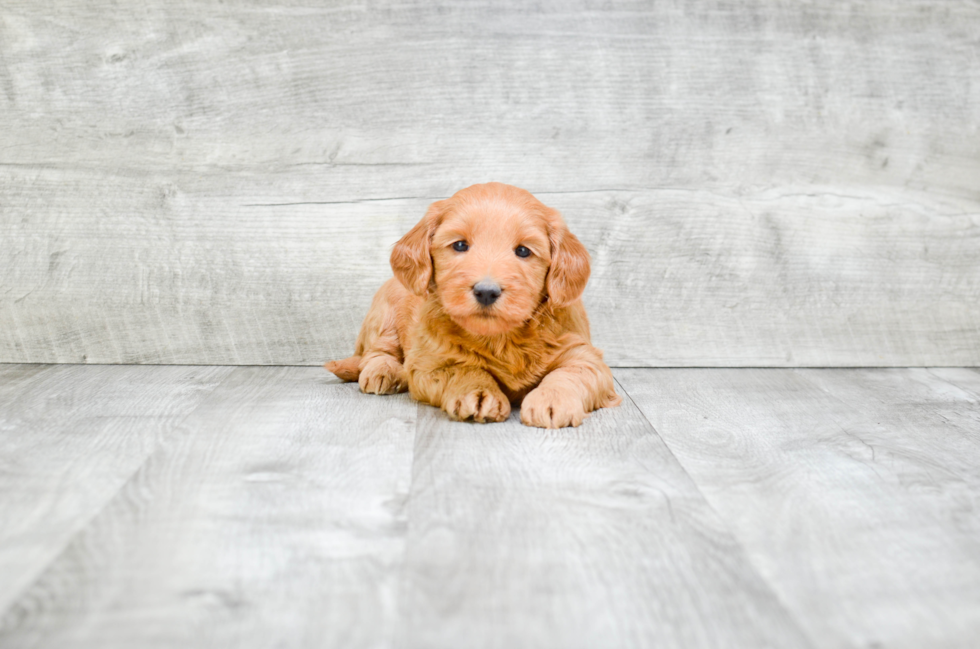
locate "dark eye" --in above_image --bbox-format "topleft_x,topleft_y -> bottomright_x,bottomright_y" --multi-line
515,245 -> 531,258
452,240 -> 469,252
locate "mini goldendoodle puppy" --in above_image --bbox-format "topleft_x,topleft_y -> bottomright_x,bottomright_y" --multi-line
325,182 -> 621,428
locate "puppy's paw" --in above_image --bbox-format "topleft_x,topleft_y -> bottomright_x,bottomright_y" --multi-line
445,387 -> 511,423
358,356 -> 408,395
521,387 -> 587,429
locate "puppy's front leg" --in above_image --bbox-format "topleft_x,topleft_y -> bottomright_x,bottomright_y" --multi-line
410,366 -> 511,423
521,344 -> 621,429
358,352 -> 408,395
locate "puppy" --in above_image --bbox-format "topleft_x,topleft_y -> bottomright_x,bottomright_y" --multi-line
325,182 -> 621,428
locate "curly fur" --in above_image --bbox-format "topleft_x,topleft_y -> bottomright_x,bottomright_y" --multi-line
325,182 -> 621,428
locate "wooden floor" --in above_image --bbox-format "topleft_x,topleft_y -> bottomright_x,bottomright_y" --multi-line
0,365 -> 978,648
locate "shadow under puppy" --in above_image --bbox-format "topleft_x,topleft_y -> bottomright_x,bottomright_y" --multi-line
325,182 -> 621,428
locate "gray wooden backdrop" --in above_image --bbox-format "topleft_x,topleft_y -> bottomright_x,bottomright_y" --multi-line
2,0 -> 978,367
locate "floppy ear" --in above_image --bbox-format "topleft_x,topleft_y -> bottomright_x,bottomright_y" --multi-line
390,199 -> 449,295
545,209 -> 591,307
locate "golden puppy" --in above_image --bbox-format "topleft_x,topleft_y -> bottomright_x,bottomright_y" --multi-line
325,182 -> 621,428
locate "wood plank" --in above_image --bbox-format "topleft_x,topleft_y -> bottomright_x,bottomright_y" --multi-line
2,172 -> 977,366
1,2 -> 976,193
0,367 -> 418,648
928,367 -> 980,402
395,381 -> 811,649
1,0 -> 979,366
567,187 -> 980,366
0,363 -> 231,615
617,368 -> 980,649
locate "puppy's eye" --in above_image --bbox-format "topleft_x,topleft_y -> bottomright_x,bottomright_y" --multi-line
515,245 -> 531,258
452,241 -> 469,252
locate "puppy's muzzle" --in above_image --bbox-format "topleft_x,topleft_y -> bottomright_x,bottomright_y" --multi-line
473,281 -> 502,307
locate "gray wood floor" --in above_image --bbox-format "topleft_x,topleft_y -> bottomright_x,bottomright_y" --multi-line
1,365 -> 978,648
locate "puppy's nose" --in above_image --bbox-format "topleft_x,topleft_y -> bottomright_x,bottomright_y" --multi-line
473,281 -> 502,307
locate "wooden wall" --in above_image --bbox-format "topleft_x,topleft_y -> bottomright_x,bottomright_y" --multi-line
2,1 -> 978,366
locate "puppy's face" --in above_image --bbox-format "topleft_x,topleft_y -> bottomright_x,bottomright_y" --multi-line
391,183 -> 590,337
430,195 -> 552,335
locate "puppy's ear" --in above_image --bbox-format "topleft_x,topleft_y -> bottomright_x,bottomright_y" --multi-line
545,208 -> 591,307
391,199 -> 449,295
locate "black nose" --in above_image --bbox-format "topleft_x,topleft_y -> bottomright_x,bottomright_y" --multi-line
473,282 -> 502,306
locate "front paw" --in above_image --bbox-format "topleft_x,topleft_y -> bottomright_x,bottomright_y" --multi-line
521,386 -> 587,429
445,387 -> 511,423
358,356 -> 408,395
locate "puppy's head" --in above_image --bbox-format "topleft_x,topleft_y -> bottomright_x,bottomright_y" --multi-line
391,182 -> 590,336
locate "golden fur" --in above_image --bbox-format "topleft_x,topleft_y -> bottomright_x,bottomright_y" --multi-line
325,182 -> 621,428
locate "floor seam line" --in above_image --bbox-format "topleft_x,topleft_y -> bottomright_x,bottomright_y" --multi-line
0,366 -> 238,623
925,367 -> 980,401
612,371 -> 820,649
389,401 -> 426,648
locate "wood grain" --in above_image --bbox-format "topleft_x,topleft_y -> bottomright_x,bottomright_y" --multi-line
616,368 -> 980,649
2,172 -> 977,366
395,381 -> 810,649
0,363 -> 231,615
928,367 -> 980,402
3,365 -> 979,647
1,1 -> 979,366
0,368 -> 418,649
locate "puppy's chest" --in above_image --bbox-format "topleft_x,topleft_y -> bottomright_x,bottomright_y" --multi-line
473,339 -> 554,394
